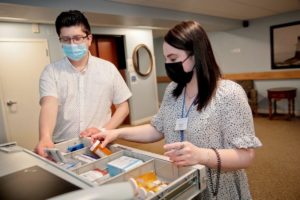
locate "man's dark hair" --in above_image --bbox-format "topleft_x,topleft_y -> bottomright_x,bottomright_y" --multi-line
164,20 -> 222,111
55,10 -> 91,36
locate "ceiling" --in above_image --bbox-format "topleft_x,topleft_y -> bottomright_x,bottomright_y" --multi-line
0,0 -> 299,37
109,0 -> 300,20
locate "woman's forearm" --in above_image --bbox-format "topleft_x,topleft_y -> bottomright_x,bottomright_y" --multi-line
202,148 -> 255,170
119,124 -> 163,143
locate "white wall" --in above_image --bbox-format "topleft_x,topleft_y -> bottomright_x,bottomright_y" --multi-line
154,37 -> 168,103
210,11 -> 300,115
154,11 -> 300,115
0,22 -> 159,127
0,23 -> 62,62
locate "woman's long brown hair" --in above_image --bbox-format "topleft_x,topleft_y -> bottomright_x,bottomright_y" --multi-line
164,20 -> 222,111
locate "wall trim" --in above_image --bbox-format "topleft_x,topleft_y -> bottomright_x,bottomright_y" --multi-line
157,70 -> 300,83
223,70 -> 300,80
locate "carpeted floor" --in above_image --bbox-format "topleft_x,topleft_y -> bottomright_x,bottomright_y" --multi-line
246,116 -> 300,200
117,116 -> 300,199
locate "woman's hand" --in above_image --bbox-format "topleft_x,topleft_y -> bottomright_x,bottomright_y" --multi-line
80,127 -> 101,137
91,129 -> 120,148
164,141 -> 207,166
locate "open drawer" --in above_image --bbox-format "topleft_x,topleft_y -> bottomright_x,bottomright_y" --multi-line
53,139 -> 206,199
105,144 -> 207,200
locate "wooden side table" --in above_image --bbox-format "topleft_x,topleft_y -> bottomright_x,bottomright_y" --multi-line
267,87 -> 297,120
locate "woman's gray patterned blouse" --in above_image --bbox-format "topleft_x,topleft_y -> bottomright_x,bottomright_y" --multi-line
151,79 -> 262,200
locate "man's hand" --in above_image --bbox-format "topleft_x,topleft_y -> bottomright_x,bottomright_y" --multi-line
34,138 -> 54,157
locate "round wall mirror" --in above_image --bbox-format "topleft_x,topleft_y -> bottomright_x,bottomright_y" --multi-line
132,44 -> 153,76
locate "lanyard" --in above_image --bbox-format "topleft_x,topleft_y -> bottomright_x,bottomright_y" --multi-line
180,88 -> 195,142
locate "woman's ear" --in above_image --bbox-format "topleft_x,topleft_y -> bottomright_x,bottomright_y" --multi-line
191,55 -> 196,65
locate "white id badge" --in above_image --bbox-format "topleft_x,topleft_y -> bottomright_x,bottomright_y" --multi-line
175,118 -> 188,131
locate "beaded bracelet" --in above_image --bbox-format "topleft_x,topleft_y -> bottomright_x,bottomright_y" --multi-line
208,148 -> 221,197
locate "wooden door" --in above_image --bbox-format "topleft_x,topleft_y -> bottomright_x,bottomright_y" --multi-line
0,40 -> 50,149
90,35 -> 130,124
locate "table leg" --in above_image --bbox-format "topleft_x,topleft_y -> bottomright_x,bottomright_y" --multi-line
288,98 -> 291,120
274,100 -> 277,115
268,97 -> 272,119
292,98 -> 295,117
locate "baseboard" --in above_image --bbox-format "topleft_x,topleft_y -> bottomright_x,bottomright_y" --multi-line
258,108 -> 299,117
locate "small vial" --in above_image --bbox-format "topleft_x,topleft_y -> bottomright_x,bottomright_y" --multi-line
136,187 -> 147,200
67,143 -> 84,152
90,140 -> 112,158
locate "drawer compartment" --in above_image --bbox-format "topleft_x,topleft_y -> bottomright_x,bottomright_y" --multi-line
72,149 -> 153,185
104,158 -> 201,200
55,138 -> 91,153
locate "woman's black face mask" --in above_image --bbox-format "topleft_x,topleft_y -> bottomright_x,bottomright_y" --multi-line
165,55 -> 193,84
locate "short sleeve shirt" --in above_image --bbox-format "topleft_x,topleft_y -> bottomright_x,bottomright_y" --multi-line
39,55 -> 132,142
151,79 -> 262,200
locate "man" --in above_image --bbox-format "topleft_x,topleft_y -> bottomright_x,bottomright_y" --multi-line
35,10 -> 131,157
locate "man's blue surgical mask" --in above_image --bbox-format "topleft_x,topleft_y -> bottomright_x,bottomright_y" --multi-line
62,43 -> 88,61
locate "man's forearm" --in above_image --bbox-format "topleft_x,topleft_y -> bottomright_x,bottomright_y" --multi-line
104,101 -> 129,129
39,97 -> 58,141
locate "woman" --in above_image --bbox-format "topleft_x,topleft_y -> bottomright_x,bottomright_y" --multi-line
83,20 -> 262,200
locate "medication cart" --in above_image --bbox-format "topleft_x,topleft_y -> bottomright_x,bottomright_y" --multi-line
0,140 -> 207,200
